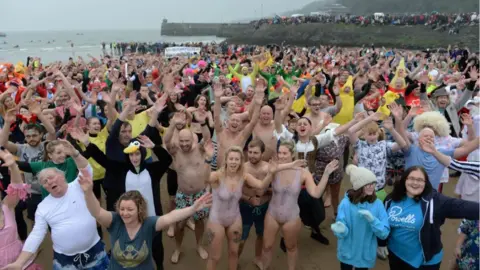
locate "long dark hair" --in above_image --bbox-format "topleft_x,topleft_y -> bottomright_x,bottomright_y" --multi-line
390,166 -> 433,202
347,188 -> 377,204
292,117 -> 312,142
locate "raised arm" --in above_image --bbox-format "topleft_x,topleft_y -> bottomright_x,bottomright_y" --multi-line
348,112 -> 382,144
78,167 -> 113,228
155,193 -> 212,231
212,83 -> 224,134
305,160 -> 338,198
0,149 -> 24,209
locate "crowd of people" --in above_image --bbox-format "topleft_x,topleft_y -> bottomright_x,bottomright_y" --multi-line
0,41 -> 479,270
251,12 -> 479,34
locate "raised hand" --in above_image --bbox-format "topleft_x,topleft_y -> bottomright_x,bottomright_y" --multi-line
59,139 -> 77,156
77,168 -> 93,193
388,102 -> 403,119
213,83 -> 224,98
324,159 -> 339,175
137,135 -> 155,149
70,128 -> 89,145
383,117 -> 394,130
193,192 -> 213,211
358,209 -> 375,222
354,111 -> 368,121
0,149 -> 16,167
26,99 -> 42,115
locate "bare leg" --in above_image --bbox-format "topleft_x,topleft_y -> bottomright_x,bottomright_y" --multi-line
323,185 -> 331,207
330,182 -> 342,219
195,219 -> 208,259
262,213 -> 280,270
206,222 -> 226,270
226,218 -> 242,270
167,196 -> 176,237
253,236 -> 263,269
171,220 -> 186,264
282,218 -> 302,270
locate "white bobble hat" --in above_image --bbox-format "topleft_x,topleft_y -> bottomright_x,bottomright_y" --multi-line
346,164 -> 377,191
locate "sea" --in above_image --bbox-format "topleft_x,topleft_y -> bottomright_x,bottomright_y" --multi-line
0,29 -> 225,64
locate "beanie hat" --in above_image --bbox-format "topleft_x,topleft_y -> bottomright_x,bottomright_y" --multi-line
346,164 -> 377,190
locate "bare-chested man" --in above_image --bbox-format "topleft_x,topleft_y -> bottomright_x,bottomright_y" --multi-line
163,111 -> 189,237
252,106 -> 277,161
238,139 -> 271,269
213,81 -> 263,167
303,87 -> 341,132
165,114 -> 212,264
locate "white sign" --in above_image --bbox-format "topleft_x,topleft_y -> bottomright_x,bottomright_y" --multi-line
164,47 -> 201,58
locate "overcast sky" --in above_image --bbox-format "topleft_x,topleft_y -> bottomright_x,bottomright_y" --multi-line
1,0 -> 313,31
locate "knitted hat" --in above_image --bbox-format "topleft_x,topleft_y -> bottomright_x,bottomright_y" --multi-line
346,164 -> 377,190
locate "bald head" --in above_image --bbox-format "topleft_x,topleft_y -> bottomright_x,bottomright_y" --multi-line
178,128 -> 194,152
260,105 -> 273,124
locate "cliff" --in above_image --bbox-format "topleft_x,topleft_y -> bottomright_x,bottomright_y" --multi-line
226,23 -> 479,49
161,23 -> 250,37
161,23 -> 479,49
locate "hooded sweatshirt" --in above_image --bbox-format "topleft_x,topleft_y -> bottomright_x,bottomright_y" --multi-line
334,192 -> 390,268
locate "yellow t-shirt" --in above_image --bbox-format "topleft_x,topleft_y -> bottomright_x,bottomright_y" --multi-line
333,92 -> 354,125
79,127 -> 108,181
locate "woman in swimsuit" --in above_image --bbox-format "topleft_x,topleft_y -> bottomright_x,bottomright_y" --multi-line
187,94 -> 214,143
261,140 -> 340,270
205,146 -> 302,270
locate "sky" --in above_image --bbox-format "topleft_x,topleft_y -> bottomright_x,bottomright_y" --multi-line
1,0 -> 314,31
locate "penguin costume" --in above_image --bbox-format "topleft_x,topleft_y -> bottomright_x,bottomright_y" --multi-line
85,134 -> 172,270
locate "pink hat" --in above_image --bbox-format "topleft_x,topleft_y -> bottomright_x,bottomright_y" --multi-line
198,60 -> 207,68
184,68 -> 194,76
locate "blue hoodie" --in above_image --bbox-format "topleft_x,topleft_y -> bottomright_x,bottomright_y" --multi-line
334,192 -> 390,268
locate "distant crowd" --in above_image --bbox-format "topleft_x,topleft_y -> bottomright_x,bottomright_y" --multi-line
251,12 -> 479,34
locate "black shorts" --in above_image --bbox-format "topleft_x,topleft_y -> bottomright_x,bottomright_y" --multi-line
167,168 -> 178,196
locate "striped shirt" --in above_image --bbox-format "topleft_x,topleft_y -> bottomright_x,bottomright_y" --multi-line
449,159 -> 480,180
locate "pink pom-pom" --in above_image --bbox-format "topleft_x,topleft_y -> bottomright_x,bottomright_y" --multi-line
184,68 -> 194,76
6,183 -> 31,201
198,60 -> 207,68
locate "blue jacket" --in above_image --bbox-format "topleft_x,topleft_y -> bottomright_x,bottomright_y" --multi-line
380,190 -> 479,262
334,193 -> 390,269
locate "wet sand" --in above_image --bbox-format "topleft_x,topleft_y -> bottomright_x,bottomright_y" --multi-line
31,175 -> 461,270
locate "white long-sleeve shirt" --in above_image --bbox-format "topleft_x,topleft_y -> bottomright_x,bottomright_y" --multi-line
23,165 -> 100,256
273,124 -> 336,153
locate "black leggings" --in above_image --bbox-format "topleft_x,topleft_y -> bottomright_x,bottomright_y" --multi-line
152,233 -> 164,270
388,250 -> 441,270
340,262 -> 367,270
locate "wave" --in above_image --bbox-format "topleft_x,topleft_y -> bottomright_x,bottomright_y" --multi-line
78,45 -> 99,49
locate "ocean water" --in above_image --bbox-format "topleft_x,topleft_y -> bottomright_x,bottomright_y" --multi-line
0,29 -> 224,64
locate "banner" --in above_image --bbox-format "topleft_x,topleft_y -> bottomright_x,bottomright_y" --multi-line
164,47 -> 201,58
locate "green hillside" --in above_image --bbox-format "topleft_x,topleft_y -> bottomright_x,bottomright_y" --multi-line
288,0 -> 479,15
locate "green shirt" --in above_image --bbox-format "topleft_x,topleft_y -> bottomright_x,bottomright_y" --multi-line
29,157 -> 78,198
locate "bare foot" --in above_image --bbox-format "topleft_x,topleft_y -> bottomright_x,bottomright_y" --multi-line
187,218 -> 195,231
197,246 -> 208,260
253,258 -> 263,269
171,250 -> 181,264
167,224 -> 175,238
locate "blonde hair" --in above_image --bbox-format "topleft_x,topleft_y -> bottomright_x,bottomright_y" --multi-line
278,139 -> 297,160
361,122 -> 385,141
413,111 -> 450,137
220,146 -> 245,176
115,191 -> 148,224
44,140 -> 65,161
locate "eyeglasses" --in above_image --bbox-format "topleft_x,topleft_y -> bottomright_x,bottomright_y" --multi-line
407,177 -> 426,184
